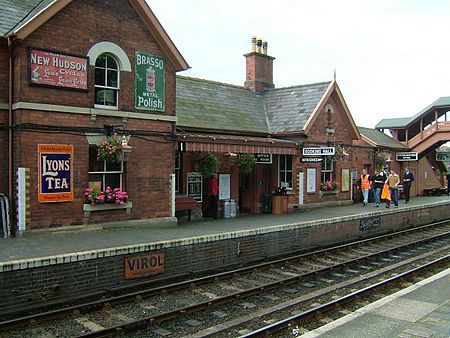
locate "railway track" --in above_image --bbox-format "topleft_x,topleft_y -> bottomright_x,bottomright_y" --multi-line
1,220 -> 449,337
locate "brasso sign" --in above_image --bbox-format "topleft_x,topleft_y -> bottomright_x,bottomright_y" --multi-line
30,49 -> 88,90
38,144 -> 74,203
135,51 -> 165,112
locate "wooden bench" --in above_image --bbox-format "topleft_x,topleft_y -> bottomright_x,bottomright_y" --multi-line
175,196 -> 198,221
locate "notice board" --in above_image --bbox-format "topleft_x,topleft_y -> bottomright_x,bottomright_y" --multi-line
219,174 -> 231,200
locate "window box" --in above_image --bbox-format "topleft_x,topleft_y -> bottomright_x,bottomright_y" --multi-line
319,190 -> 339,199
83,201 -> 132,217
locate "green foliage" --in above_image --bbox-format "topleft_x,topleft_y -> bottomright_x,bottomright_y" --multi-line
235,153 -> 256,174
199,153 -> 220,177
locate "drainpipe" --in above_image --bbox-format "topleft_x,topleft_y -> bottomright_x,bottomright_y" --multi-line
7,35 -> 15,236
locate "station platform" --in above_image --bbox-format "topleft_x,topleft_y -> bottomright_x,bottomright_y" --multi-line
0,195 -> 449,316
301,268 -> 450,338
1,195 -> 449,265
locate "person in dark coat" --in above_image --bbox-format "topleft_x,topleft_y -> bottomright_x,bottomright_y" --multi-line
402,167 -> 415,203
371,169 -> 385,207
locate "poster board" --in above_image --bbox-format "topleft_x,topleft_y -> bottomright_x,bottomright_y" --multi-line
219,174 -> 231,200
341,169 -> 350,192
306,168 -> 316,193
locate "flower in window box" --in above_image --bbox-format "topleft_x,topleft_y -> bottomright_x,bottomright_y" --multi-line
320,180 -> 338,191
84,186 -> 129,205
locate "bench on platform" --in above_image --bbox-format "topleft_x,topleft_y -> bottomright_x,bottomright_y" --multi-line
175,196 -> 198,221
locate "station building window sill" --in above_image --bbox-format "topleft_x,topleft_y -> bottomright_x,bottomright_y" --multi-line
83,201 -> 133,217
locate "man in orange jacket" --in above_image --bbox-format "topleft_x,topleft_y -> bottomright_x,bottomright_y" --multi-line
357,169 -> 371,206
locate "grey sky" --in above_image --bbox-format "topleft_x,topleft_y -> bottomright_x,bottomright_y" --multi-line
148,0 -> 450,128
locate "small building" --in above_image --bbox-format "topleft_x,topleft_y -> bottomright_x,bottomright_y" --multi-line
174,38 -> 381,217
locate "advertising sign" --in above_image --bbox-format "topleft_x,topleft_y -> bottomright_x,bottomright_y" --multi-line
396,152 -> 418,161
135,51 -> 165,112
29,49 -> 88,90
38,144 -> 74,203
303,147 -> 335,156
219,174 -> 231,200
124,253 -> 165,279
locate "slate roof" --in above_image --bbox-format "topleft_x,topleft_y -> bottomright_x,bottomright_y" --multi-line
0,0 -> 53,36
375,97 -> 450,129
176,76 -> 331,134
176,77 -> 268,133
358,126 -> 408,149
264,82 -> 331,133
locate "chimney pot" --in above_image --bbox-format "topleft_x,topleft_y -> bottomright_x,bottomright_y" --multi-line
257,38 -> 262,53
262,41 -> 268,55
251,36 -> 257,52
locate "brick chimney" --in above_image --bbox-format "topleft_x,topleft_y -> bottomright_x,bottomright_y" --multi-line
244,37 -> 275,92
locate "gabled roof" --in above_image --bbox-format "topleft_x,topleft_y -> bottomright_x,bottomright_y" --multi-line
375,97 -> 450,129
264,82 -> 331,133
176,77 -> 348,135
1,0 -> 189,71
358,126 -> 408,149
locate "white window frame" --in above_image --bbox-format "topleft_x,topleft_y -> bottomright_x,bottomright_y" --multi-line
88,146 -> 124,190
94,53 -> 120,110
278,155 -> 293,189
321,156 -> 333,182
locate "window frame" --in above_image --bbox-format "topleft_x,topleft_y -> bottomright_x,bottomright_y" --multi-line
278,154 -> 293,189
88,146 -> 124,191
94,53 -> 120,109
321,156 -> 334,182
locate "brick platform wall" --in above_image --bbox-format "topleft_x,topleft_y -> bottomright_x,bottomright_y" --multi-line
0,202 -> 449,315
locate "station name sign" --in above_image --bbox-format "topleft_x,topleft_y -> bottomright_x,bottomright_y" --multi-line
38,144 -> 74,203
396,152 -> 418,161
302,147 -> 335,156
29,48 -> 88,90
135,51 -> 165,112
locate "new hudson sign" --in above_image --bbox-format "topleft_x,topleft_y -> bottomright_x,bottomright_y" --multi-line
124,253 -> 165,279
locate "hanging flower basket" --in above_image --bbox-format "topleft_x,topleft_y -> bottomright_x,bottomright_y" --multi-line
198,153 -> 220,178
97,134 -> 132,162
235,153 -> 256,174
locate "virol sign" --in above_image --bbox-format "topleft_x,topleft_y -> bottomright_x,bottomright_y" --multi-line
124,253 -> 165,279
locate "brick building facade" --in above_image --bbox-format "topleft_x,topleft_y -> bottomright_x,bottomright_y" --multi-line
0,0 -> 188,232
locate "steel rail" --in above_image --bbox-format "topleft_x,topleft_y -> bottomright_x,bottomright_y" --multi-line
240,254 -> 450,337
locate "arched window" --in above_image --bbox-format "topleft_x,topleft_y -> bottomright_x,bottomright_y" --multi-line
95,54 -> 119,108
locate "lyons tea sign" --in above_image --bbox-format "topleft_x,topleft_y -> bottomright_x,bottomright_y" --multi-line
38,144 -> 74,203
135,51 -> 165,112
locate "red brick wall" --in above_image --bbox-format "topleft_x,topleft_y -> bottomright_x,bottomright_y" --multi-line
5,0 -> 180,228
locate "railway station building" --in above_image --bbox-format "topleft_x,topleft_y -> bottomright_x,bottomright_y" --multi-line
0,0 -> 445,234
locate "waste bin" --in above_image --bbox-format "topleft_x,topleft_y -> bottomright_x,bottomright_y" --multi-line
262,193 -> 272,213
223,199 -> 237,218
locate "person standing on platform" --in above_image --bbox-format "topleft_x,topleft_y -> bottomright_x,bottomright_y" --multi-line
386,169 -> 399,208
371,169 -> 385,207
402,167 -> 415,203
208,173 -> 219,219
446,172 -> 450,195
357,169 -> 371,206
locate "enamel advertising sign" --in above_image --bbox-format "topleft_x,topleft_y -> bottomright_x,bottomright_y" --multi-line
38,144 -> 74,203
135,51 -> 165,112
29,49 -> 88,90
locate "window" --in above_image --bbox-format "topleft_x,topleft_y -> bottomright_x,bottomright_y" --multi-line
175,151 -> 182,193
89,146 -> 123,190
321,156 -> 333,182
95,54 -> 119,108
278,155 -> 293,189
